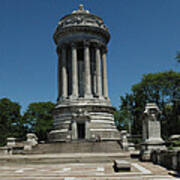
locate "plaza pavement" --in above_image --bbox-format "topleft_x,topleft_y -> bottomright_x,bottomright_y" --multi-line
0,153 -> 179,180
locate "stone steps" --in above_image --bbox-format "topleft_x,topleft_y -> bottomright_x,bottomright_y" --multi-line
0,152 -> 130,164
24,141 -> 122,154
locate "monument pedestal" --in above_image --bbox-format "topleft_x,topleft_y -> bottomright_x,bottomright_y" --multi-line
48,99 -> 120,142
140,142 -> 166,161
140,103 -> 166,161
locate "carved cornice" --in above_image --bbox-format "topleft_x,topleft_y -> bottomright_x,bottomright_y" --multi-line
56,44 -> 68,54
57,39 -> 107,52
71,42 -> 77,48
57,13 -> 108,31
101,47 -> 108,54
91,41 -> 107,51
83,40 -> 90,47
54,26 -> 110,45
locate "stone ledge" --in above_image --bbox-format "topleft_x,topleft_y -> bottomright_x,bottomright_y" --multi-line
114,160 -> 131,172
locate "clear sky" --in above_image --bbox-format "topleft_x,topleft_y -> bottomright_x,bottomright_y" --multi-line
0,0 -> 180,113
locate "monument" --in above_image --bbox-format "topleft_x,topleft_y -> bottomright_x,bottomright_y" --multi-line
140,103 -> 166,161
48,5 -> 120,142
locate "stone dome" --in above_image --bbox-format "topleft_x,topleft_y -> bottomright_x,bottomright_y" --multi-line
53,5 -> 110,46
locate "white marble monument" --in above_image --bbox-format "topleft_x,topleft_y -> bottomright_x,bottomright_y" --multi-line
141,103 -> 166,161
48,5 -> 120,142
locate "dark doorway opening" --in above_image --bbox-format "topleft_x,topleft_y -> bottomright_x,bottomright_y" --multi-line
77,123 -> 85,139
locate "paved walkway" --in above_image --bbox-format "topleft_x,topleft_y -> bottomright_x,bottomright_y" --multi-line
0,160 -> 178,180
0,152 -> 130,159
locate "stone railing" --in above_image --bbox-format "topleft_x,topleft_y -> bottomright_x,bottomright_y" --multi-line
151,149 -> 180,171
0,134 -> 38,155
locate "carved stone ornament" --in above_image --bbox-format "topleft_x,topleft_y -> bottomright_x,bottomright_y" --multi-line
144,103 -> 161,121
58,15 -> 107,31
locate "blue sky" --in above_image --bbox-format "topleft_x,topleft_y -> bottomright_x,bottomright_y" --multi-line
0,0 -> 180,113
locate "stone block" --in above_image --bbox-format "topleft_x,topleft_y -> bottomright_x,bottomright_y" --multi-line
128,142 -> 135,151
0,146 -> 9,155
114,160 -> 131,172
24,144 -> 32,151
120,130 -> 128,151
26,133 -> 38,147
7,137 -> 16,147
169,134 -> 180,141
140,103 -> 166,160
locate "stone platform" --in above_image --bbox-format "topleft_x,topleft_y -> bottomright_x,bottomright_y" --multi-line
0,152 -> 130,164
24,141 -> 122,154
0,157 -> 178,180
49,103 -> 120,142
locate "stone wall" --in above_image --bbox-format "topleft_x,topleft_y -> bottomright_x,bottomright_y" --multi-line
151,149 -> 180,171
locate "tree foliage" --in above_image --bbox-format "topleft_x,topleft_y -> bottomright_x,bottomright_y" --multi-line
0,98 -> 26,146
119,70 -> 180,138
0,99 -> 55,146
23,102 -> 55,141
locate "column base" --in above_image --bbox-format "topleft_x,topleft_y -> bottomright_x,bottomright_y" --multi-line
69,95 -> 78,99
96,95 -> 105,100
104,97 -> 110,101
49,104 -> 120,142
59,96 -> 68,101
84,94 -> 93,99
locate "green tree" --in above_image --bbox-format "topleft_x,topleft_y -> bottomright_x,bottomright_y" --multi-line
23,102 -> 55,141
114,109 -> 130,132
119,71 -> 180,138
0,98 -> 25,146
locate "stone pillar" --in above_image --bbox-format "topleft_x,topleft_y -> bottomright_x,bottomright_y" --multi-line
72,121 -> 77,140
61,46 -> 68,99
57,53 -> 61,101
85,121 -> 90,139
140,103 -> 166,161
84,41 -> 92,98
71,43 -> 78,98
102,49 -> 109,99
95,46 -> 102,98
7,137 -> 16,147
57,54 -> 61,102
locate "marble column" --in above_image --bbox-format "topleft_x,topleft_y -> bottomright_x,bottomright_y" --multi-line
84,41 -> 92,98
72,121 -> 77,140
61,46 -> 68,99
102,50 -> 109,99
71,43 -> 78,98
95,46 -> 102,97
57,53 -> 61,101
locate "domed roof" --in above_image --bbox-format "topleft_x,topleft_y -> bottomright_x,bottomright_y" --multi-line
54,5 -> 110,44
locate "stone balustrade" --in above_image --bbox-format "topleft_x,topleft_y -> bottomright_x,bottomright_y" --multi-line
151,149 -> 180,171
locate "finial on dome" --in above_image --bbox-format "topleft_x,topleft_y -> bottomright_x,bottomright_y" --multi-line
72,4 -> 90,14
79,4 -> 84,11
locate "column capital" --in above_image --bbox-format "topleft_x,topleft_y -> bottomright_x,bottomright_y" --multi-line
58,43 -> 68,50
61,44 -> 67,49
91,41 -> 106,50
92,42 -> 101,49
83,40 -> 90,47
56,47 -> 60,55
71,42 -> 77,48
101,47 -> 108,54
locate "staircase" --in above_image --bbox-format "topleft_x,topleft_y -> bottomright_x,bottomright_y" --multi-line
25,141 -> 122,154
